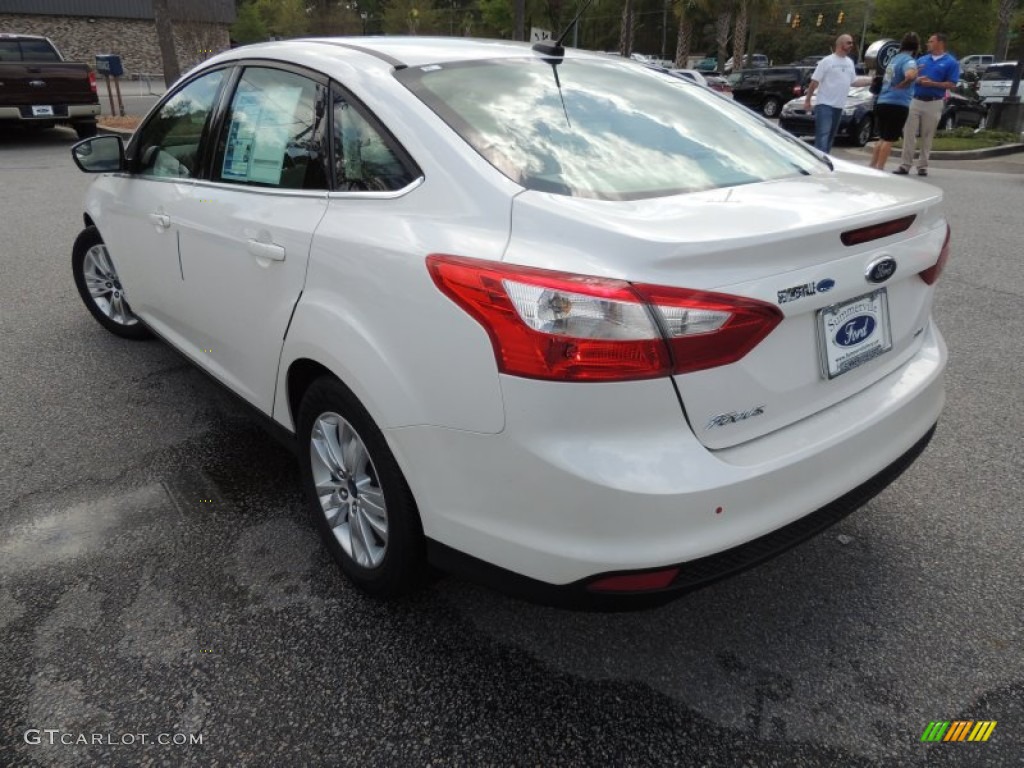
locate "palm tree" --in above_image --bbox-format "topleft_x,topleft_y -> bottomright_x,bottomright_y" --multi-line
674,0 -> 716,68
620,0 -> 636,57
995,0 -> 1019,60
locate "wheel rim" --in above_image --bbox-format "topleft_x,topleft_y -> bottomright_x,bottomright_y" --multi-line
310,412 -> 388,568
858,121 -> 871,146
764,100 -> 779,117
82,244 -> 139,326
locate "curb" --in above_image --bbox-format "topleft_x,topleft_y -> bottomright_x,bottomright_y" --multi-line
861,141 -> 1024,159
929,143 -> 1024,159
97,125 -> 135,138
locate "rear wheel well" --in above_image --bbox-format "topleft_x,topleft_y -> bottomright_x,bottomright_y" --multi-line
287,359 -> 343,427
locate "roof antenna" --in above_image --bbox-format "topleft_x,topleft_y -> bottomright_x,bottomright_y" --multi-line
532,0 -> 595,59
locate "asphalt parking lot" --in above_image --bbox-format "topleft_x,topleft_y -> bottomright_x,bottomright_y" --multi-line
0,126 -> 1021,767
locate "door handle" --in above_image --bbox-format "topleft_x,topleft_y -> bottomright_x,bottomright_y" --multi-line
246,239 -> 286,262
148,213 -> 170,229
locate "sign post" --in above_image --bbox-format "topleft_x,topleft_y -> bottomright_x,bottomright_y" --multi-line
95,54 -> 125,117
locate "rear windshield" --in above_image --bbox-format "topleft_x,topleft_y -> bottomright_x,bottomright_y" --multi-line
0,39 -> 60,62
982,64 -> 1016,80
397,58 -> 822,200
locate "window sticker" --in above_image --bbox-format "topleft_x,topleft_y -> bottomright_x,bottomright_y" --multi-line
222,85 -> 303,185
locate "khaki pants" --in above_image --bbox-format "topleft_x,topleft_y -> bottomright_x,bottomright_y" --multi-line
899,98 -> 944,171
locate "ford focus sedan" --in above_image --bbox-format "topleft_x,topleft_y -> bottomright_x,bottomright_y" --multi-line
70,37 -> 948,608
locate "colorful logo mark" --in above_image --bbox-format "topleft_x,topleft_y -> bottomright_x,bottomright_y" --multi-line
921,721 -> 997,742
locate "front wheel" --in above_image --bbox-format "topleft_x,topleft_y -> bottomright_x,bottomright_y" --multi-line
72,226 -> 152,340
762,97 -> 782,118
298,376 -> 426,598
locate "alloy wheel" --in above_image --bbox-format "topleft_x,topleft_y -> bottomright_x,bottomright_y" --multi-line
309,411 -> 388,568
82,244 -> 139,326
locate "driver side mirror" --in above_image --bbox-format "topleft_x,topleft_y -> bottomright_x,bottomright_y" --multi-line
71,135 -> 125,173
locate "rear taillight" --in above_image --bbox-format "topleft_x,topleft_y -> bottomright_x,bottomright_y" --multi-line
88,70 -> 97,93
920,224 -> 952,285
793,84 -> 803,96
426,255 -> 783,382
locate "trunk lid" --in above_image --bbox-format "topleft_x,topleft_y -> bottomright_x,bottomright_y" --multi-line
504,167 -> 947,449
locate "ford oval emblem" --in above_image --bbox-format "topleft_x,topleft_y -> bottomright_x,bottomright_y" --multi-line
834,315 -> 876,347
866,256 -> 897,283
816,278 -> 836,293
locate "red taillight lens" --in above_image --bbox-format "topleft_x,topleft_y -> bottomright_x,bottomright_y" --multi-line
793,84 -> 803,96
634,283 -> 784,375
426,255 -> 783,382
89,70 -> 97,93
920,224 -> 951,285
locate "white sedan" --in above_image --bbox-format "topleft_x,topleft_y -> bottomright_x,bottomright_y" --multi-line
70,37 -> 948,607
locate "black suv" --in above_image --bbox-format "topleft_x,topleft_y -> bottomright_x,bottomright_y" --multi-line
728,67 -> 814,118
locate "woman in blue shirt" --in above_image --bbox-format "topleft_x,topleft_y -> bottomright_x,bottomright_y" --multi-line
869,33 -> 919,170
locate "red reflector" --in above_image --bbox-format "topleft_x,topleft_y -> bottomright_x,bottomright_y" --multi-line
841,215 -> 916,246
587,568 -> 680,593
920,224 -> 952,285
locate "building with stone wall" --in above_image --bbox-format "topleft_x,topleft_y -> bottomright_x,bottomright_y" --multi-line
0,0 -> 235,79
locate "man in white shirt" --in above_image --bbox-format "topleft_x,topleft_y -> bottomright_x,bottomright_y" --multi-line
803,34 -> 858,153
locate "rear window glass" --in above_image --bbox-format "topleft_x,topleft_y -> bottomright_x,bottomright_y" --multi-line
398,58 -> 821,200
0,39 -> 60,61
982,65 -> 1016,80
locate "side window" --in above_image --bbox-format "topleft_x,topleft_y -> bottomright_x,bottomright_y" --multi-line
20,40 -> 61,61
134,69 -> 225,179
331,84 -> 417,192
213,67 -> 328,191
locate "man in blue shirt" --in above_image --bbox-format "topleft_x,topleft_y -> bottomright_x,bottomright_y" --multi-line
894,33 -> 960,177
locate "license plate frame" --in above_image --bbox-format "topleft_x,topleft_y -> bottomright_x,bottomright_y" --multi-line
31,105 -> 54,117
816,288 -> 892,379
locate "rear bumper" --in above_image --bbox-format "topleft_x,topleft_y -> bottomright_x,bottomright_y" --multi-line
0,103 -> 99,121
428,423 -> 937,610
780,113 -> 859,137
388,321 -> 946,596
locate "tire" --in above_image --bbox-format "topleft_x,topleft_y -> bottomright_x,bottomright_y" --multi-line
73,120 -> 98,139
72,226 -> 152,340
853,117 -> 872,147
298,376 -> 426,598
762,97 -> 782,118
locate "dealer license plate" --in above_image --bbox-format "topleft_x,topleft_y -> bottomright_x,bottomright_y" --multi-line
817,289 -> 892,379
32,105 -> 54,117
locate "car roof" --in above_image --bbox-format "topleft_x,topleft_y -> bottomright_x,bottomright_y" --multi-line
0,32 -> 49,40
209,36 -> 612,71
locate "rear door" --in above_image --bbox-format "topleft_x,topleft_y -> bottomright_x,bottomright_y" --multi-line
729,70 -> 764,109
172,64 -> 330,412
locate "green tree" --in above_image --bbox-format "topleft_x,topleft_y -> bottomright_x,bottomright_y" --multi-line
232,1 -> 269,43
873,0 -> 997,57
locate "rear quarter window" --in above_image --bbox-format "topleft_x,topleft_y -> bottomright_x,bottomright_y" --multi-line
982,65 -> 1015,80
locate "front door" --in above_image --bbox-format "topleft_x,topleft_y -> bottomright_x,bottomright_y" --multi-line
98,69 -> 228,337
